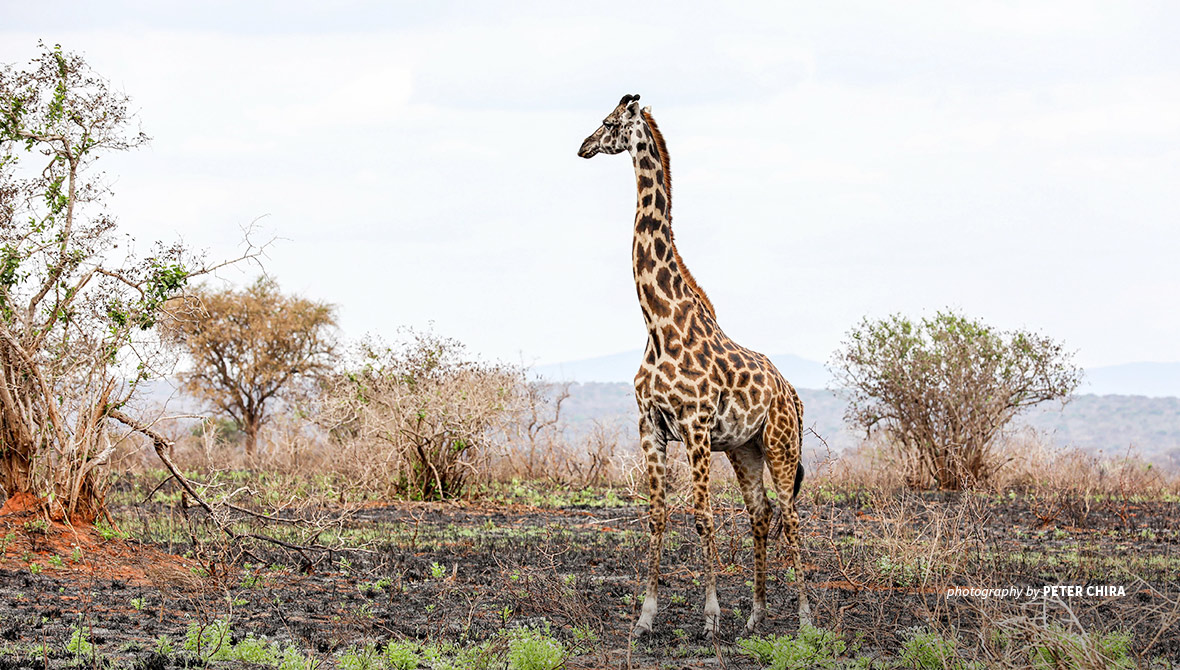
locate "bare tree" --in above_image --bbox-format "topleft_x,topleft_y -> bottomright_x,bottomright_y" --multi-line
0,43 -> 259,521
163,277 -> 336,456
829,310 -> 1082,489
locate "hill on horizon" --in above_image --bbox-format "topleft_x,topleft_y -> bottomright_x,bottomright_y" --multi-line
534,351 -> 1180,399
553,381 -> 1180,471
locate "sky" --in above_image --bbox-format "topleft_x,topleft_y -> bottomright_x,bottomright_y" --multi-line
2,1 -> 1178,371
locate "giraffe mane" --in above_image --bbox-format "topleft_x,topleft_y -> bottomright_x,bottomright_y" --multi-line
641,109 -> 717,320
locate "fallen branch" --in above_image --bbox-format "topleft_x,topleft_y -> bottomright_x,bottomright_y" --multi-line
106,406 -> 362,563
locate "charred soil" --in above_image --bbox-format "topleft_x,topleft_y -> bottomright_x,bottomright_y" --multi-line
0,483 -> 1177,668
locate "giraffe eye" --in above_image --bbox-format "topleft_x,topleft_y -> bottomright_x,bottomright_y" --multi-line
603,120 -> 616,128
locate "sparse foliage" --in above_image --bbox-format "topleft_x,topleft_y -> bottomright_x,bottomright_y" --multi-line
830,310 -> 1082,489
0,43 -> 256,520
163,277 -> 336,455
316,331 -> 526,500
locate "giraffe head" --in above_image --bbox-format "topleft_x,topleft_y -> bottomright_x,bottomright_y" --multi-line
578,94 -> 643,159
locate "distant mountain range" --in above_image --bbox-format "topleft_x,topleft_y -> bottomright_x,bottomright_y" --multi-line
534,351 -> 1180,398
534,350 -> 831,389
553,382 -> 1180,470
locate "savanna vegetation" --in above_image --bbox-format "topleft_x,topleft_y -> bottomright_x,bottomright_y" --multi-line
0,45 -> 1177,669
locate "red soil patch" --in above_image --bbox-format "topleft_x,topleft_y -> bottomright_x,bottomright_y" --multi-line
0,491 -> 42,516
0,503 -> 197,588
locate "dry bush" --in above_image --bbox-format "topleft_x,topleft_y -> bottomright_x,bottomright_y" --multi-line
812,428 -> 1180,504
995,429 -> 1180,499
313,332 -> 527,500
808,432 -> 912,501
490,380 -> 642,489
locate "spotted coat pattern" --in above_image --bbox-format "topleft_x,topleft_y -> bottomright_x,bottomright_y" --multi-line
578,95 -> 811,637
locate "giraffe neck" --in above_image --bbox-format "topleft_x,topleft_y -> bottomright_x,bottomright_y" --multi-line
629,111 -> 714,338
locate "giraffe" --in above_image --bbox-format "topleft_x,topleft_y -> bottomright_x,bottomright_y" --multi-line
578,94 -> 811,638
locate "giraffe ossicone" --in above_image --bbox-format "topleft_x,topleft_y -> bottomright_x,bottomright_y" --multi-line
579,95 -> 812,637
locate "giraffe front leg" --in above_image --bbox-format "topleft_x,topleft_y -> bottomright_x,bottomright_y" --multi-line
634,418 -> 667,636
685,425 -> 721,639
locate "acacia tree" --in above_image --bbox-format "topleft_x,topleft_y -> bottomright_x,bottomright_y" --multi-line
164,277 -> 336,455
0,44 -> 257,521
830,310 -> 1082,489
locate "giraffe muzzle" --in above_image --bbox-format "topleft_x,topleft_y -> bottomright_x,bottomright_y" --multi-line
577,137 -> 600,159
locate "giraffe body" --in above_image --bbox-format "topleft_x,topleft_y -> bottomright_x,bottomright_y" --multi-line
579,95 -> 811,637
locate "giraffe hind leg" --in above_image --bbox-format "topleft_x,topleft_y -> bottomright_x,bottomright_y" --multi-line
726,441 -> 771,633
767,461 -> 803,540
762,396 -> 812,628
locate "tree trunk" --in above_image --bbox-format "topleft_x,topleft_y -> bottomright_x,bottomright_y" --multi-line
0,445 -> 32,499
243,415 -> 260,457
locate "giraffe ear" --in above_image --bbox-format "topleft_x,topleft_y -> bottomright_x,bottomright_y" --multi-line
642,106 -> 652,115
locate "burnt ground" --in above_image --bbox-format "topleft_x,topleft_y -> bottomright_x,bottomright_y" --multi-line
0,483 -> 1177,668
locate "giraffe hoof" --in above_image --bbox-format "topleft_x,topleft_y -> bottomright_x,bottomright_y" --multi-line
745,609 -> 765,634
798,602 -> 813,629
702,615 -> 720,640
632,621 -> 653,638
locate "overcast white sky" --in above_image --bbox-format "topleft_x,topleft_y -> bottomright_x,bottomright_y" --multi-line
3,1 -> 1178,369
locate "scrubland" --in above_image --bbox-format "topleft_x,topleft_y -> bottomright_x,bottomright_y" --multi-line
1,416 -> 1177,670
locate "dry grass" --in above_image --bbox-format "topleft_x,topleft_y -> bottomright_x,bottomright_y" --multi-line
809,428 -> 1180,503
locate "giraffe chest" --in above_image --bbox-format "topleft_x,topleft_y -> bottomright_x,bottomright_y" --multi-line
636,350 -> 773,451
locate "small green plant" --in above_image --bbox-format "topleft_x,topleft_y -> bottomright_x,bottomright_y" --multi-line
507,625 -> 565,670
339,643 -> 382,670
430,561 -> 447,579
278,645 -> 316,670
358,577 -> 392,594
94,519 -> 125,541
66,622 -> 93,658
47,554 -> 63,568
23,519 -> 49,535
384,640 -> 421,670
131,597 -> 145,611
70,546 -> 83,563
232,634 -> 279,665
899,627 -> 961,670
737,625 -> 847,670
1028,627 -> 1135,670
241,569 -> 261,589
27,562 -> 41,575
154,635 -> 173,655
184,618 -> 233,662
